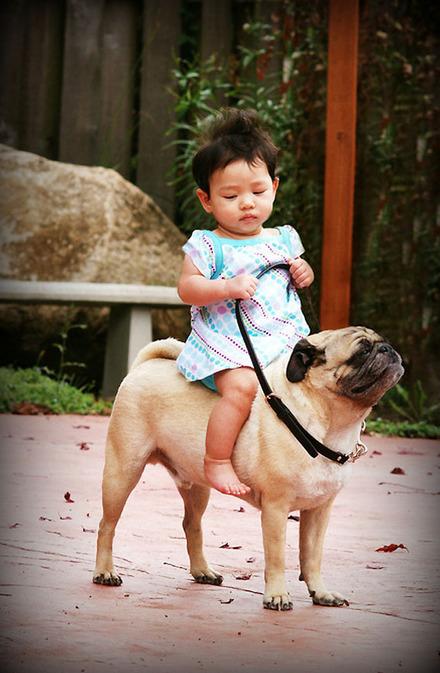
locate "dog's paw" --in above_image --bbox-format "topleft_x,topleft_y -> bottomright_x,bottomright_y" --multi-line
93,570 -> 123,586
193,569 -> 223,586
310,590 -> 349,607
263,593 -> 293,611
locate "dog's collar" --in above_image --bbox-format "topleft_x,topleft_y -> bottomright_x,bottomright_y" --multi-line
235,262 -> 368,466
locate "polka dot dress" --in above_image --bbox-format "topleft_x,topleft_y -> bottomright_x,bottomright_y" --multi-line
176,225 -> 310,382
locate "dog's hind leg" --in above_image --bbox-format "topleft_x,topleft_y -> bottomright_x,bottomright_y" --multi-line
178,484 -> 223,585
299,497 -> 349,606
93,435 -> 151,586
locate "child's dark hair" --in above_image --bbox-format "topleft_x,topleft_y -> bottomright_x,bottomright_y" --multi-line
192,108 -> 278,194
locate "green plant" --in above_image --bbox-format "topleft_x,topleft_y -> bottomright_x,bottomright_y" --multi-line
169,1 -> 438,401
377,380 -> 440,425
352,0 -> 439,394
36,322 -> 91,390
0,367 -> 112,415
169,2 -> 328,285
366,418 -> 440,439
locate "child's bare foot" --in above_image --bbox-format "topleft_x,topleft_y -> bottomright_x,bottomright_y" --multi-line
204,456 -> 250,496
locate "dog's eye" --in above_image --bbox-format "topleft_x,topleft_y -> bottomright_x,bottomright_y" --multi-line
359,341 -> 372,355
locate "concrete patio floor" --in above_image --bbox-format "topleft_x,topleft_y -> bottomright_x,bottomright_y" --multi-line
0,413 -> 438,673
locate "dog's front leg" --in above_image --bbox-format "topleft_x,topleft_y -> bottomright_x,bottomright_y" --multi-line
299,497 -> 349,606
261,498 -> 292,610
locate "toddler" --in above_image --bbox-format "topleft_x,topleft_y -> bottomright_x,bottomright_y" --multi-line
177,108 -> 314,496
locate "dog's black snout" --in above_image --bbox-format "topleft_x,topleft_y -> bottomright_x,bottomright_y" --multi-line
378,343 -> 399,362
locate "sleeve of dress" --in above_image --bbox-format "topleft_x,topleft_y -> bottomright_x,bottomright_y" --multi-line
282,225 -> 305,258
182,230 -> 217,279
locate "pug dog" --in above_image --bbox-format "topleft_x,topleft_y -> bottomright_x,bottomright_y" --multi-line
93,326 -> 403,610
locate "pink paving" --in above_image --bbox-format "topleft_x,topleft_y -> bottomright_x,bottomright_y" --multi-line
0,413 -> 438,673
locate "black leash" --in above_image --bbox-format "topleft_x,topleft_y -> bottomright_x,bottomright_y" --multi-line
235,262 -> 351,465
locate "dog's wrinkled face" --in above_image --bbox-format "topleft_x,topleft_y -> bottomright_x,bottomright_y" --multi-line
286,326 -> 404,407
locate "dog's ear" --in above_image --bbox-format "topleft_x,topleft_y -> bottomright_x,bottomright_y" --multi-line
286,339 -> 319,383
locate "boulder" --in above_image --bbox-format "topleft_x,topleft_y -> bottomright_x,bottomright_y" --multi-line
0,143 -> 185,283
0,144 -> 189,385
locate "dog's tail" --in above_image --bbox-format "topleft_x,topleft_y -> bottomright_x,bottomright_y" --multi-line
130,338 -> 184,371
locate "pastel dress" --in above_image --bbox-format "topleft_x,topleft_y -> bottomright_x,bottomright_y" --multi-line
176,224 -> 310,390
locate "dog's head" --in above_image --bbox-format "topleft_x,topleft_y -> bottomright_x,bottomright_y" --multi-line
286,326 -> 404,407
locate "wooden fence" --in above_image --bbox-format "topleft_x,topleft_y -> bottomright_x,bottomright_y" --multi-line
0,0 -> 267,220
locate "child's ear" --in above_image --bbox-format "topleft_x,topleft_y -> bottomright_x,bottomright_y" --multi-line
272,176 -> 280,194
196,189 -> 213,213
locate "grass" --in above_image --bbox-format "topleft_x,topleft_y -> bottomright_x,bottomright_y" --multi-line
0,367 -> 112,416
365,418 -> 440,439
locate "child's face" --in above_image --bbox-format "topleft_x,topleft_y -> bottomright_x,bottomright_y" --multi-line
196,159 -> 279,238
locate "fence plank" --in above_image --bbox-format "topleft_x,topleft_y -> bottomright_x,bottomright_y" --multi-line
98,0 -> 139,178
137,0 -> 181,218
21,1 -> 64,159
320,0 -> 359,329
200,0 -> 233,62
59,0 -> 105,165
0,1 -> 64,158
59,0 -> 139,174
0,1 -> 27,150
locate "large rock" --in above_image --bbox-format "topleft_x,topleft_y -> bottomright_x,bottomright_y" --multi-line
0,144 -> 185,283
0,144 -> 188,384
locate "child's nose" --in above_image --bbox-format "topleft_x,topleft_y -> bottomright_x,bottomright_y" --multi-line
240,195 -> 255,209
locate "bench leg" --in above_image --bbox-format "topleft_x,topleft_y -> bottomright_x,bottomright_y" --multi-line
102,305 -> 152,398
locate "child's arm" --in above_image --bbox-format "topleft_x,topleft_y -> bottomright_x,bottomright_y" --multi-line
178,255 -> 258,306
289,257 -> 314,289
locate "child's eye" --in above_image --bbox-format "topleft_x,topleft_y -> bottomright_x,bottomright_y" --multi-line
223,195 -> 236,200
253,190 -> 266,195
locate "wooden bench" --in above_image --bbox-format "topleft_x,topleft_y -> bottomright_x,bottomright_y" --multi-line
0,280 -> 184,397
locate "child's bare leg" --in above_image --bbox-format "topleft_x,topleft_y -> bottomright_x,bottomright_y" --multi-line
204,367 -> 257,496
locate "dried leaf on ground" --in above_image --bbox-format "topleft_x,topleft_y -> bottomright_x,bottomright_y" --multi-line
64,491 -> 75,503
234,572 -> 252,580
390,467 -> 406,474
77,442 -> 91,451
220,542 -> 242,549
376,543 -> 408,553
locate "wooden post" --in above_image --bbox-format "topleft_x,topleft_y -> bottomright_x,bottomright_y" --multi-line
320,0 -> 359,328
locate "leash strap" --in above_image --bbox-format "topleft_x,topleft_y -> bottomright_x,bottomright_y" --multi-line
235,262 -> 349,465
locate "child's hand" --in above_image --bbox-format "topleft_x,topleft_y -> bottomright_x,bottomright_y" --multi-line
226,274 -> 258,300
289,258 -> 314,289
